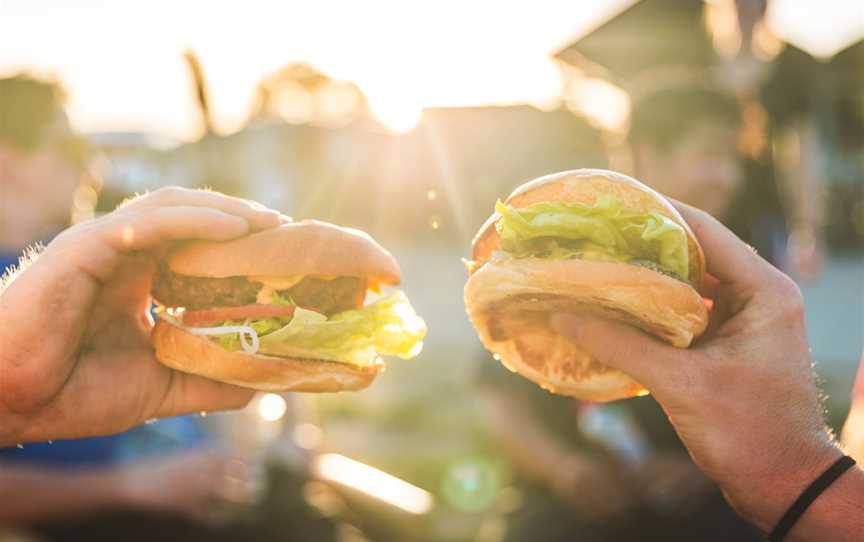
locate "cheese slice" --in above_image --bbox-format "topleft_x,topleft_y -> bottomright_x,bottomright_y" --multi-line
250,275 -> 345,304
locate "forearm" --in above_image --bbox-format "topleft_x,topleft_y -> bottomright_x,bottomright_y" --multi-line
724,444 -> 864,540
788,464 -> 864,541
0,466 -> 129,525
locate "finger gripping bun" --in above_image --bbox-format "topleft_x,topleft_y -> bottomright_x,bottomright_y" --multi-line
465,169 -> 708,402
465,258 -> 707,401
152,321 -> 381,392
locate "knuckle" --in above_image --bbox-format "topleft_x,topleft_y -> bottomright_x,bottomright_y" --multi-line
151,186 -> 187,203
772,277 -> 806,322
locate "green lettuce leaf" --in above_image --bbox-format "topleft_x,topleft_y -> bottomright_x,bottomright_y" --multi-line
214,316 -> 291,351
216,291 -> 426,367
270,291 -> 294,306
495,196 -> 689,280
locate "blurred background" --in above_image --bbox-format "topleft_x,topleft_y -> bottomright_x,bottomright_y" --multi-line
0,0 -> 862,541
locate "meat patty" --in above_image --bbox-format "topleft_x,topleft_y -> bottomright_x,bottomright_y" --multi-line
288,276 -> 367,315
152,266 -> 261,309
152,265 -> 366,315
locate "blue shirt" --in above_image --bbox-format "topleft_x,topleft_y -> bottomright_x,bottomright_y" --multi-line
0,248 -> 208,468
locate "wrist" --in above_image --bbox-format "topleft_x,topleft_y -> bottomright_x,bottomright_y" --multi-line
785,463 -> 864,541
725,436 -> 842,533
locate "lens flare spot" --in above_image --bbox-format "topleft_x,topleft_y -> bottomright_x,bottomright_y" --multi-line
313,454 -> 433,514
440,457 -> 501,512
257,393 -> 287,422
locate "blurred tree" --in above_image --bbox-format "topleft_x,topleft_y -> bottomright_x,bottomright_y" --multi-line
183,50 -> 215,136
250,63 -> 370,128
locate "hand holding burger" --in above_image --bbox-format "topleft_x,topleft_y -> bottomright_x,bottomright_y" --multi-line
551,199 -> 863,540
466,170 -> 864,539
0,188 -> 279,446
0,187 -> 425,447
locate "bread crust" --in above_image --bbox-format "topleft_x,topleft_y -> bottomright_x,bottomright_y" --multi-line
152,321 -> 382,392
168,220 -> 401,284
471,169 -> 705,289
465,258 -> 708,402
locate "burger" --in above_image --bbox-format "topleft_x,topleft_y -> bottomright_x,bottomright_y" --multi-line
464,169 -> 708,402
151,220 -> 427,392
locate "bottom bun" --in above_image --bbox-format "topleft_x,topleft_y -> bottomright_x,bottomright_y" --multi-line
465,258 -> 708,402
152,321 -> 382,392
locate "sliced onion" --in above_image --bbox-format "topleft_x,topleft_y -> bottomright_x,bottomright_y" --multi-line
157,313 -> 260,354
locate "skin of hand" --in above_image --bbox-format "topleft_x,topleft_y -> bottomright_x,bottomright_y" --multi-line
0,187 -> 284,446
550,201 -> 863,539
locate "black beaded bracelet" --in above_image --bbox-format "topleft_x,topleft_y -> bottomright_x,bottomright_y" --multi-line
768,455 -> 856,542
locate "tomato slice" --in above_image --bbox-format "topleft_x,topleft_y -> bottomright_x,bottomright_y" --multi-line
182,304 -> 296,326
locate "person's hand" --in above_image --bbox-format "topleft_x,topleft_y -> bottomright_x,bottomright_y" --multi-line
0,187 -> 283,446
550,454 -> 636,522
118,449 -> 254,523
550,201 -> 842,533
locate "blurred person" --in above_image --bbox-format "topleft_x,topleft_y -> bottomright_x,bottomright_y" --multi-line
0,75 -> 89,255
0,74 -> 261,539
628,86 -> 744,221
552,201 -> 864,541
630,83 -> 829,279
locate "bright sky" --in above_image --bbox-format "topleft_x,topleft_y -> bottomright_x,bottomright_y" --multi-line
1,0 -> 861,141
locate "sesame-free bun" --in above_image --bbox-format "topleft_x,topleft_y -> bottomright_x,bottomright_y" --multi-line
471,169 -> 705,289
465,169 -> 708,402
168,220 -> 401,285
152,320 -> 382,392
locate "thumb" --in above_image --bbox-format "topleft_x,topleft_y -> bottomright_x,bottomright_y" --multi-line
550,313 -> 686,393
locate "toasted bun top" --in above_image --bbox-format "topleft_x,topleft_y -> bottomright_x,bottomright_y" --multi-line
167,220 -> 401,284
471,169 -> 705,289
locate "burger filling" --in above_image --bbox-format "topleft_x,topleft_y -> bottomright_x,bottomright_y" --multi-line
153,270 -> 365,314
494,195 -> 690,282
153,267 -> 426,367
